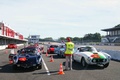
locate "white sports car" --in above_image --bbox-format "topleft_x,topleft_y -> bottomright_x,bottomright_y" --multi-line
73,46 -> 111,68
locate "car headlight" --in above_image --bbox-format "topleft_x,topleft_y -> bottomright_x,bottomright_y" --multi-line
92,59 -> 96,63
103,59 -> 106,62
87,57 -> 91,61
108,56 -> 111,61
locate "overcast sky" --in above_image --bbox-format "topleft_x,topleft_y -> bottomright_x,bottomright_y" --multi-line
0,0 -> 120,39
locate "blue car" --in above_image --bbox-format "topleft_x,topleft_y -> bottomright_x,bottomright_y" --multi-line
55,44 -> 66,57
12,46 -> 42,70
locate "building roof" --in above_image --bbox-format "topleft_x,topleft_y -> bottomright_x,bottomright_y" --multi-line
102,24 -> 120,31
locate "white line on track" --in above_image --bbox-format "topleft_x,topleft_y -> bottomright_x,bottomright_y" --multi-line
42,57 -> 50,75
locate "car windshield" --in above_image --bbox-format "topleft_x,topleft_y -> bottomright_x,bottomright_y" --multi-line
9,44 -> 16,45
79,46 -> 97,52
19,47 -> 36,54
50,45 -> 58,48
60,45 -> 65,48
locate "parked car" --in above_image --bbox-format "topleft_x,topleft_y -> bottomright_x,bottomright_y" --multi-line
12,46 -> 42,70
47,45 -> 59,54
55,44 -> 66,57
7,43 -> 17,49
73,46 -> 111,68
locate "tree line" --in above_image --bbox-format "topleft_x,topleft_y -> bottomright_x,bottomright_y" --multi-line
39,32 -> 101,43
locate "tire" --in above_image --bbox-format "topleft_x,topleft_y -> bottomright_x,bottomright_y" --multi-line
81,57 -> 88,68
62,54 -> 65,58
57,54 -> 59,56
59,53 -> 62,57
103,63 -> 109,68
36,62 -> 42,70
38,63 -> 42,69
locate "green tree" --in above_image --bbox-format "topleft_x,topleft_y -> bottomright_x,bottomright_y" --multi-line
44,37 -> 53,41
73,37 -> 80,41
59,37 -> 66,40
83,33 -> 101,42
93,33 -> 101,42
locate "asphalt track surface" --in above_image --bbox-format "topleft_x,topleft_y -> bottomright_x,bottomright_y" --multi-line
0,45 -> 120,80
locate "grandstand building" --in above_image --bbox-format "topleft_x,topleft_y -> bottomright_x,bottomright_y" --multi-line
28,35 -> 40,44
0,22 -> 27,45
101,24 -> 120,43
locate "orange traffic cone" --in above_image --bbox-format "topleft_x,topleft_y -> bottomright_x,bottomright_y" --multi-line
5,50 -> 8,54
50,55 -> 54,62
9,60 -> 13,64
14,49 -> 17,54
46,52 -> 48,57
42,50 -> 44,54
58,63 -> 65,75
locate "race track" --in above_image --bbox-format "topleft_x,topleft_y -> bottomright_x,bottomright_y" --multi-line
0,44 -> 120,80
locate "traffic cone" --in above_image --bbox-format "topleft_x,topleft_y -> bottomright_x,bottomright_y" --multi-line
5,50 -> 8,54
58,63 -> 65,75
46,52 -> 48,57
50,55 -> 54,62
42,50 -> 44,54
14,49 -> 17,54
9,60 -> 13,64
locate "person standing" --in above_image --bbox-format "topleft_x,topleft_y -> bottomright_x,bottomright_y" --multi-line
64,37 -> 74,70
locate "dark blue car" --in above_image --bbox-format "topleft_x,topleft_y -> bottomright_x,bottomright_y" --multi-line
12,46 -> 42,70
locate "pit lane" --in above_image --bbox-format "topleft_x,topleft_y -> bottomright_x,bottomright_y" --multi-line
0,44 -> 120,80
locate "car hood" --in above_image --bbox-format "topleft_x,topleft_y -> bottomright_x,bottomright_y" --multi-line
18,53 -> 37,58
82,51 -> 107,59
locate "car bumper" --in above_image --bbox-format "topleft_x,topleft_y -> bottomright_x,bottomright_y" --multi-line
87,59 -> 110,65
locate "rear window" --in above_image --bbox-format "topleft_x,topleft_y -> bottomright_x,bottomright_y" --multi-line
19,47 -> 36,54
50,45 -> 58,48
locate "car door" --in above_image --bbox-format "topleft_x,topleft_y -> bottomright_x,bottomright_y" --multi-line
73,48 -> 80,62
75,47 -> 84,62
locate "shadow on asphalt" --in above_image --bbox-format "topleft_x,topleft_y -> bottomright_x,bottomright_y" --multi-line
46,54 -> 65,59
32,70 -> 58,75
62,61 -> 105,70
0,64 -> 36,73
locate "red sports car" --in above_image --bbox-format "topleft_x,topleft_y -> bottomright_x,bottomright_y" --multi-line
47,45 -> 58,54
7,44 -> 17,49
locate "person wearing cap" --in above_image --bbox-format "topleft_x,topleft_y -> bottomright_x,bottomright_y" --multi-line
64,37 -> 74,70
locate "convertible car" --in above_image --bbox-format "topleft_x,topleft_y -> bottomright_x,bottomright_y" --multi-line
55,44 -> 66,57
73,46 -> 111,68
7,43 -> 17,49
47,45 -> 59,54
12,46 -> 42,70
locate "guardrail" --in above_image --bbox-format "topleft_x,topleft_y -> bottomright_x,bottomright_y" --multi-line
75,43 -> 120,46
98,49 -> 120,61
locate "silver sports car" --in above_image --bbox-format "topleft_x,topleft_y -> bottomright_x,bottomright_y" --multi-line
73,46 -> 111,68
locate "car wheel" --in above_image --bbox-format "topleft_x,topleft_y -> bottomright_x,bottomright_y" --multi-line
36,63 -> 42,70
103,62 -> 109,68
81,57 -> 87,67
62,54 -> 65,58
57,54 -> 59,56
59,53 -> 61,57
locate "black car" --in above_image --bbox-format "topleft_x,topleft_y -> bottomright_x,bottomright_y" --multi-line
12,46 -> 42,70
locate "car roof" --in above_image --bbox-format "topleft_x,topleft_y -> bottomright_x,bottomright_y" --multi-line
78,45 -> 94,48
